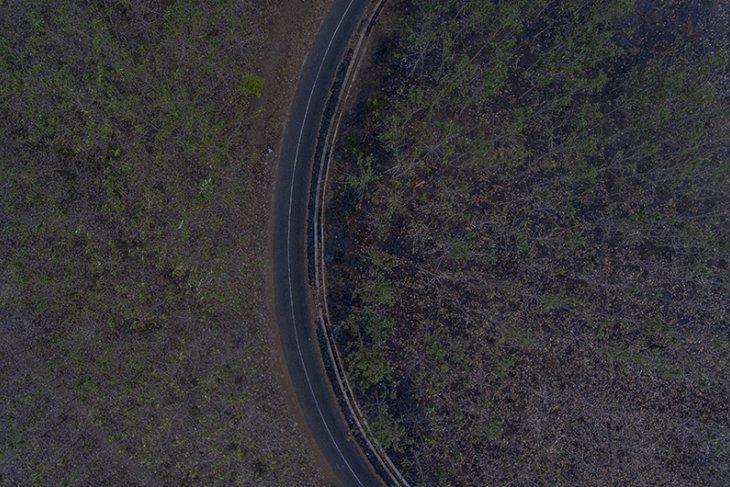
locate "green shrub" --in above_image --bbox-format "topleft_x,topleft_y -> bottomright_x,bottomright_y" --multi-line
239,73 -> 264,97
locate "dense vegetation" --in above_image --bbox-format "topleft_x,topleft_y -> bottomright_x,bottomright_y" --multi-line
1,1 -> 321,484
327,0 -> 729,485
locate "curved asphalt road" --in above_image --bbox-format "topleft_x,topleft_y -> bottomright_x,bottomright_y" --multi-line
272,1 -> 383,486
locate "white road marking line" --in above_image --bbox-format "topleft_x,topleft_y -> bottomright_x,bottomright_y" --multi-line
285,0 -> 365,485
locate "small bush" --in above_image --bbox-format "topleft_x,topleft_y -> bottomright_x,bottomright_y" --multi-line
239,73 -> 264,97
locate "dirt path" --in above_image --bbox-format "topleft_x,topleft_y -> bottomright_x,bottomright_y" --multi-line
245,1 -> 341,484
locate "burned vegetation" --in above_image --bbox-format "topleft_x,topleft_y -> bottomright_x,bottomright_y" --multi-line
326,0 -> 729,485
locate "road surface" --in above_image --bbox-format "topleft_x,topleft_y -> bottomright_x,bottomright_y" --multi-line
272,1 -> 384,486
